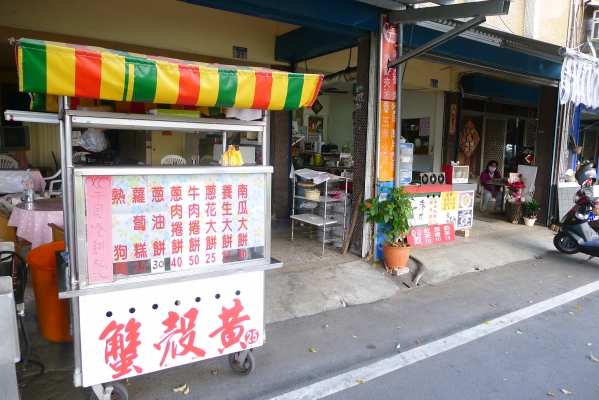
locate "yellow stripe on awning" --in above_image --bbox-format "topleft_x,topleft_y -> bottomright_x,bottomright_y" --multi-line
154,60 -> 180,105
197,66 -> 219,107
46,42 -> 76,97
268,72 -> 289,110
300,75 -> 321,109
125,64 -> 135,102
100,52 -> 126,100
233,69 -> 256,109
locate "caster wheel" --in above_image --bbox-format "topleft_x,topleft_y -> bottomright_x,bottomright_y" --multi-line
90,382 -> 129,400
228,350 -> 255,376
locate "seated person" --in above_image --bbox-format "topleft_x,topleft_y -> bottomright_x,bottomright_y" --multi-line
480,160 -> 503,212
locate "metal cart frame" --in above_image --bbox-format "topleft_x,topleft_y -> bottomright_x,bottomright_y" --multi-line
6,97 -> 282,399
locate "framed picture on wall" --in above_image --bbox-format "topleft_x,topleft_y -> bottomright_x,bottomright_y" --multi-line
303,115 -> 328,143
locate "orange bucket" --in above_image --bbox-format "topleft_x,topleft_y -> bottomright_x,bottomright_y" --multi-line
26,241 -> 72,342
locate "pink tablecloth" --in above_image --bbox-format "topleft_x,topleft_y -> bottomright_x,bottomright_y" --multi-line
8,198 -> 64,249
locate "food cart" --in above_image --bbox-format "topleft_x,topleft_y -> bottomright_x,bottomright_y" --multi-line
6,38 -> 322,399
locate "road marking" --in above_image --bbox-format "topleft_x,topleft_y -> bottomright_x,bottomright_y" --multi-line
270,279 -> 599,400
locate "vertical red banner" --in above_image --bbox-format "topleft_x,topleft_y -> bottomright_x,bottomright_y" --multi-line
86,176 -> 113,283
378,16 -> 398,182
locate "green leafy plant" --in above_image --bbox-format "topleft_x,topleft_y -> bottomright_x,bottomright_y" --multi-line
523,199 -> 540,219
360,187 -> 414,247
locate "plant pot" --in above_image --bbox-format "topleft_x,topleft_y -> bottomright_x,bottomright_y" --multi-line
505,201 -> 524,224
523,217 -> 535,226
383,244 -> 411,269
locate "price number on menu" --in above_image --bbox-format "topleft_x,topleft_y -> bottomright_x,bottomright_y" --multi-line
113,259 -> 170,276
151,258 -> 167,273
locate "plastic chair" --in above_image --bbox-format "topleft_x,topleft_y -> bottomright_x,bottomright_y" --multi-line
200,155 -> 214,165
72,152 -> 90,163
161,155 -> 186,165
0,155 -> 18,169
44,169 -> 62,197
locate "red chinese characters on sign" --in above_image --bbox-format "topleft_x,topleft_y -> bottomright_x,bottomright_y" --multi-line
209,298 -> 250,354
112,188 -> 126,205
99,319 -> 143,379
133,215 -> 146,231
153,240 -> 166,257
114,245 -> 127,261
152,186 -> 164,203
132,187 -> 145,204
153,308 -> 206,367
170,186 -> 182,202
407,224 -> 455,248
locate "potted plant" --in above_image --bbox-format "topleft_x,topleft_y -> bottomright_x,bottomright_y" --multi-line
360,187 -> 414,268
523,199 -> 539,226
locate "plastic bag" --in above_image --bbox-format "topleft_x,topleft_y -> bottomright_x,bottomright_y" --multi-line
75,128 -> 109,152
219,145 -> 244,166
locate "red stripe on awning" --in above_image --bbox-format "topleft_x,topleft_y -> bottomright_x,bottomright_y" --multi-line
251,72 -> 272,109
74,49 -> 102,99
177,64 -> 200,106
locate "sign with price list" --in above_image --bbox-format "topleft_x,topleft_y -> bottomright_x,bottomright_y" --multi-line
85,172 -> 266,284
407,224 -> 455,248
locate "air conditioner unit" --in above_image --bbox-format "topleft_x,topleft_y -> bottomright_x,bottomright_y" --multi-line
419,172 -> 446,186
592,10 -> 599,41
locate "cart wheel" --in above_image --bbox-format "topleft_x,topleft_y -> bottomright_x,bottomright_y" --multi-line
90,382 -> 129,400
228,350 -> 255,376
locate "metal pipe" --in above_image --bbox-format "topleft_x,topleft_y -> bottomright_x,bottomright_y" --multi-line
362,32 -> 378,258
321,67 -> 358,89
394,23 -> 403,188
388,16 -> 486,69
59,96 -> 83,387
548,82 -> 564,226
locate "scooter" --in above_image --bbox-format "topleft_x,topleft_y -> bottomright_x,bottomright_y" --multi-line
553,184 -> 599,261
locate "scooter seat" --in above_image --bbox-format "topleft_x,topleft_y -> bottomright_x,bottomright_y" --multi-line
578,238 -> 599,249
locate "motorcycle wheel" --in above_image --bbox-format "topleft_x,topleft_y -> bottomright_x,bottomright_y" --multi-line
553,231 -> 579,254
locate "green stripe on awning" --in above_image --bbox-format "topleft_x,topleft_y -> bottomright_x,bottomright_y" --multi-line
283,74 -> 304,110
22,41 -> 47,95
215,70 -> 238,108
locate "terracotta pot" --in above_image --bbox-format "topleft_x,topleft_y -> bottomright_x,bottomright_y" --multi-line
383,244 -> 411,268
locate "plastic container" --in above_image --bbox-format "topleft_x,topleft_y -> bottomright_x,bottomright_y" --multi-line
26,241 -> 72,342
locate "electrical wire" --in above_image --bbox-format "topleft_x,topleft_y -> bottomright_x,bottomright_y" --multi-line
347,47 -> 352,69
498,16 -> 514,34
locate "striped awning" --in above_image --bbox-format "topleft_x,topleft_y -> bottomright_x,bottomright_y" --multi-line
559,47 -> 599,110
17,38 -> 323,111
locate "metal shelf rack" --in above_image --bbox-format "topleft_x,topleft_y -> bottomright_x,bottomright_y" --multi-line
290,171 -> 349,255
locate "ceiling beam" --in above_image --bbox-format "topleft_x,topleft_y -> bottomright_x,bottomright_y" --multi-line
388,16 -> 486,68
398,0 -> 455,4
388,0 -> 509,23
354,0 -> 405,10
354,0 -> 454,10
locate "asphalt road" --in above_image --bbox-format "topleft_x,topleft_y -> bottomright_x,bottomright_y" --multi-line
21,249 -> 599,399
